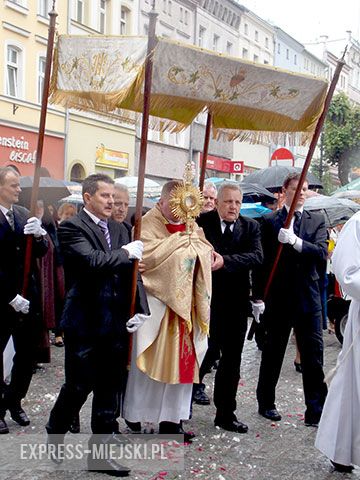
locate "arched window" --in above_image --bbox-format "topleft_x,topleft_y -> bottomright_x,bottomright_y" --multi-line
70,163 -> 86,183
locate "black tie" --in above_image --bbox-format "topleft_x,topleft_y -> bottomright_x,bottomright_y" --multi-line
223,220 -> 233,241
293,211 -> 301,235
6,210 -> 15,231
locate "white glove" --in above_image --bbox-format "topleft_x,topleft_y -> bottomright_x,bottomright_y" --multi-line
9,294 -> 30,314
126,313 -> 150,333
278,227 -> 298,246
121,240 -> 144,260
23,217 -> 46,238
251,301 -> 265,323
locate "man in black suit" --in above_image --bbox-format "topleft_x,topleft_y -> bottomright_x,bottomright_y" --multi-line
0,166 -> 48,434
46,174 -> 149,476
197,182 -> 263,433
254,172 -> 328,427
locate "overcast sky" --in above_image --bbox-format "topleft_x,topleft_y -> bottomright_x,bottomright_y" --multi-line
242,0 -> 360,51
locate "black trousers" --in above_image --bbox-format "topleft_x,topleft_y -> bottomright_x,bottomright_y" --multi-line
46,335 -> 127,434
202,303 -> 248,422
256,306 -> 327,422
0,310 -> 38,416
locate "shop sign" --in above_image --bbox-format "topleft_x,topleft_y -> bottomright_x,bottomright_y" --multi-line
200,153 -> 243,173
96,144 -> 129,169
0,134 -> 36,164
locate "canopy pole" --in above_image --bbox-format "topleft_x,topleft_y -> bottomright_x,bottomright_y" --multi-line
22,1 -> 58,297
199,111 -> 213,191
263,53 -> 346,300
129,3 -> 158,316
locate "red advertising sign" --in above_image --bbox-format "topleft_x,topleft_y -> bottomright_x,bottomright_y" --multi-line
0,124 -> 65,178
200,154 -> 244,174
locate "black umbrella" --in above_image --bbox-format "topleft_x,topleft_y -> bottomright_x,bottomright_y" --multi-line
19,176 -> 71,208
243,165 -> 323,192
304,195 -> 360,227
239,182 -> 275,203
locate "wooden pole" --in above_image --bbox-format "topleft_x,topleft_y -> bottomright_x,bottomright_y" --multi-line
22,1 -> 58,296
129,2 -> 158,315
199,111 -> 213,191
263,54 -> 345,300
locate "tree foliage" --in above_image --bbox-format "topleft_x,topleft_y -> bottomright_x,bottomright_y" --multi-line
322,92 -> 360,185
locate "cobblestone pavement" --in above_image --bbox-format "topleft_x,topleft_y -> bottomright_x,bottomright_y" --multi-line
0,328 -> 358,480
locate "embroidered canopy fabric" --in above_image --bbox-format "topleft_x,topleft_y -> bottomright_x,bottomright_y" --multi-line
50,35 -> 328,141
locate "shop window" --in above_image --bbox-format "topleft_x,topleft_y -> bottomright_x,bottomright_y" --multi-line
70,163 -> 86,183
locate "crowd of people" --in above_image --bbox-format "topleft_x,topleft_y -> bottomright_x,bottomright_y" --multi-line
0,165 -> 358,476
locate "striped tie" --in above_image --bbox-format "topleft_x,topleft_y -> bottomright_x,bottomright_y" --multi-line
6,210 -> 15,231
98,220 -> 111,249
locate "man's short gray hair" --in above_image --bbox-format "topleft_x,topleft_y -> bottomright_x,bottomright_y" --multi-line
0,166 -> 19,185
203,182 -> 217,194
114,183 -> 130,196
217,182 -> 242,200
160,180 -> 182,199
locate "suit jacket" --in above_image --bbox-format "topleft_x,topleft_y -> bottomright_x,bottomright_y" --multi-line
253,206 -> 327,313
58,209 -> 149,341
197,210 -> 263,306
0,205 -> 48,313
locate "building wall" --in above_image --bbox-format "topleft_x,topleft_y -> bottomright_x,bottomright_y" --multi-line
1,0 -> 68,178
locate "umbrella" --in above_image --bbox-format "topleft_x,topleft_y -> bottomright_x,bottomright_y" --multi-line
304,195 -> 360,227
331,177 -> 360,194
242,165 -> 323,192
115,177 -> 162,198
19,176 -> 71,208
332,190 -> 360,201
240,203 -> 271,218
239,182 -> 275,203
58,193 -> 84,205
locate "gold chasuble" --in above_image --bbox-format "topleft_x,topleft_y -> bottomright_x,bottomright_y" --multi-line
137,205 -> 212,384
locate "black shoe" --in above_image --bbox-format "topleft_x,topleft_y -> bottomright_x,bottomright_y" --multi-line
192,383 -> 210,405
330,460 -> 354,473
0,418 -> 9,434
214,418 -> 248,433
69,413 -> 80,434
47,433 -> 65,464
304,417 -> 320,427
124,419 -> 142,433
258,408 -> 282,421
88,457 -> 130,477
294,361 -> 302,373
179,421 -> 196,443
10,408 -> 30,426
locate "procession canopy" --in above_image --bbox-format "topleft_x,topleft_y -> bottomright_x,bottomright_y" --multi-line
50,35 -> 328,144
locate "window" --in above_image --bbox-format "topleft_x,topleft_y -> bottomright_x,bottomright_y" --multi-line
253,54 -> 258,62
286,49 -> 289,60
244,23 -> 248,35
264,59 -> 269,64
76,0 -> 84,23
99,0 -> 106,33
179,7 -> 183,22
213,34 -> 219,52
226,41 -> 232,55
168,0 -> 172,15
184,10 -> 188,25
242,48 -> 248,59
255,30 -> 259,42
198,26 -> 205,47
277,43 -> 280,54
37,56 -> 46,103
294,54 -> 297,65
120,6 -> 129,34
163,0 -> 166,13
38,0 -> 50,17
265,37 -> 269,49
6,46 -> 21,98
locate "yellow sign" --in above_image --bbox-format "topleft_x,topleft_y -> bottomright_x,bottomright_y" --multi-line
95,144 -> 129,169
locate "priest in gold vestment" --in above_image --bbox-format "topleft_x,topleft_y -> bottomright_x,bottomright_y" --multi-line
123,181 -> 212,436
